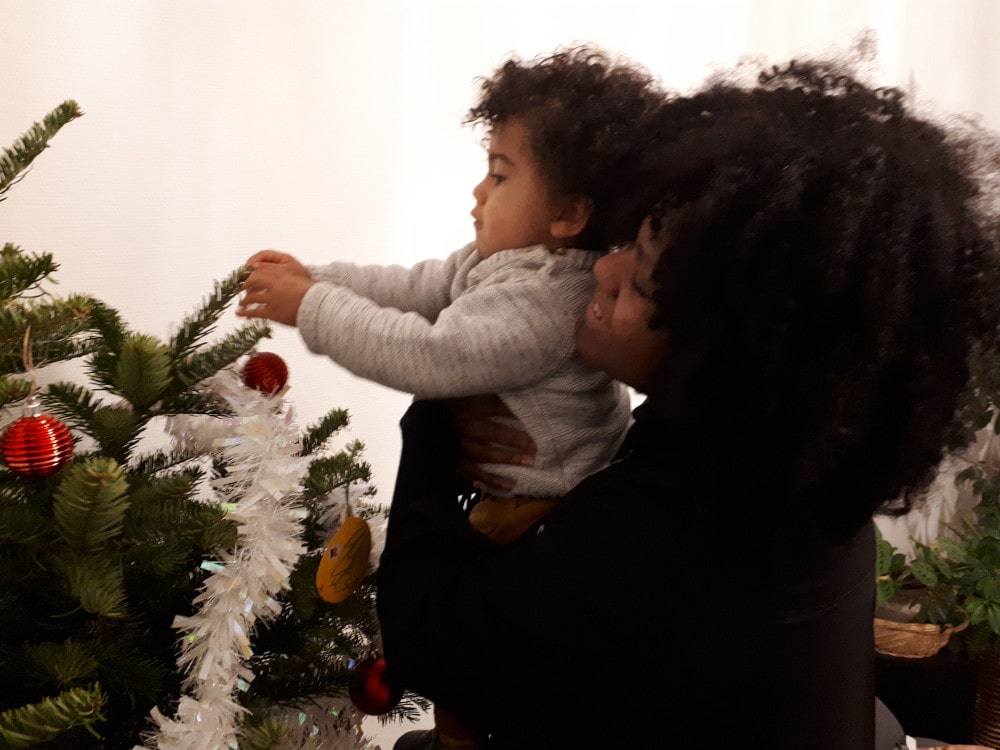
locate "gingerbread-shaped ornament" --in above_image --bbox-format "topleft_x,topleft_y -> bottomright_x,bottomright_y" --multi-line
316,509 -> 371,603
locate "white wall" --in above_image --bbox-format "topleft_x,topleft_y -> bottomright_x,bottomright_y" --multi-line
2,1 -> 998,745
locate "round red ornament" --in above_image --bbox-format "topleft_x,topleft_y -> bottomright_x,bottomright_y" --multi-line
241,352 -> 289,395
348,655 -> 402,715
1,412 -> 74,477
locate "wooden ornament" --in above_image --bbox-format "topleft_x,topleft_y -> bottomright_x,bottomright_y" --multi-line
316,510 -> 371,603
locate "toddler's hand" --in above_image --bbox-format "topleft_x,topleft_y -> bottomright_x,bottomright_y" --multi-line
238,255 -> 314,326
245,249 -> 312,279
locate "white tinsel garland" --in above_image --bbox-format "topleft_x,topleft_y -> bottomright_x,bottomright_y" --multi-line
136,368 -> 380,750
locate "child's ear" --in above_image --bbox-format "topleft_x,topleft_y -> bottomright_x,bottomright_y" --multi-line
550,196 -> 594,239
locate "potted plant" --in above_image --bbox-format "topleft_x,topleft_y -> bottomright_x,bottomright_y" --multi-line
876,344 -> 1000,655
874,514 -> 996,658
875,349 -> 1000,744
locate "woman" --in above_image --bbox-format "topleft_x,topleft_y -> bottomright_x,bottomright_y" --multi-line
376,53 -> 1000,749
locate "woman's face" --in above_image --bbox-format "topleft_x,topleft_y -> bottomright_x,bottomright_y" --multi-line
575,215 -> 670,391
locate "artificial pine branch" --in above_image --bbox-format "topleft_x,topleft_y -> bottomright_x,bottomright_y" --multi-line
245,656 -> 354,706
26,335 -> 97,376
122,474 -> 238,558
110,334 -> 171,409
39,383 -> 100,433
301,441 -> 372,500
25,641 -> 99,688
86,405 -> 144,464
51,458 -> 129,553
124,471 -> 201,512
0,378 -> 33,409
0,295 -> 99,372
0,498 -> 48,543
165,320 -> 271,398
0,684 -> 104,749
0,245 -> 58,300
78,302 -> 126,392
154,388 -> 231,418
127,447 -> 214,478
55,553 -> 128,619
120,535 -> 201,578
0,100 -> 83,202
298,407 -> 350,457
235,721 -> 290,750
168,266 -> 250,359
91,643 -> 171,707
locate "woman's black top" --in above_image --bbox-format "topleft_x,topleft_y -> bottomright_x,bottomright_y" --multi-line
377,399 -> 875,749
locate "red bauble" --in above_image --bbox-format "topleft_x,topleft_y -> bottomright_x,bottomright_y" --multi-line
348,656 -> 402,715
241,352 -> 289,395
1,413 -> 74,477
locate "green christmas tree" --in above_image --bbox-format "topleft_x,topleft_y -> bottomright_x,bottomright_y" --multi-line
0,102 -> 423,749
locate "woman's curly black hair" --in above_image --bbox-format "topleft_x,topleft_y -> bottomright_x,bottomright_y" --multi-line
465,45 -> 664,252
636,57 -> 1000,539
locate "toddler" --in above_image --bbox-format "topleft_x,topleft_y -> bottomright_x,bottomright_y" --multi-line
238,45 -> 663,750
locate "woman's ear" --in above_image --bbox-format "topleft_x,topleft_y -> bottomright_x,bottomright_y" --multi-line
550,196 -> 594,240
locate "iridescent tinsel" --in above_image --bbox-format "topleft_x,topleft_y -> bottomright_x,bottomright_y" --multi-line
136,368 -> 378,750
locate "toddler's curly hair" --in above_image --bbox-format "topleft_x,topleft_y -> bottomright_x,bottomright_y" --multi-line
466,45 -> 664,251
637,56 -> 1000,539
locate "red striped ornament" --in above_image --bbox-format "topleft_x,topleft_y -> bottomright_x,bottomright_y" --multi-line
1,413 -> 74,477
241,352 -> 289,395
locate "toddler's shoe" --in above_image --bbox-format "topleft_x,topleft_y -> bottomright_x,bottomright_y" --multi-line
393,729 -> 481,750
393,730 -> 439,750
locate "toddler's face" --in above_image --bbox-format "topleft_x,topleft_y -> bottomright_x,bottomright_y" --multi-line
470,118 -> 562,258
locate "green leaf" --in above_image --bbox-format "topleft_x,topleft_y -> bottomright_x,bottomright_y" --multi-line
987,602 -> 1000,636
981,576 -> 1000,604
922,595 -> 956,625
875,537 -> 895,576
887,552 -> 906,575
876,577 -> 900,604
936,537 -> 967,561
974,407 -> 994,430
965,596 -> 986,625
972,536 -> 1000,568
910,559 -> 939,587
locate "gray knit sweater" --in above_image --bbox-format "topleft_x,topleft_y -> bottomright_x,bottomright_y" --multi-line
299,243 -> 631,497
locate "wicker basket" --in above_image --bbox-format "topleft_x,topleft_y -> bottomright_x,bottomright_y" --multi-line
874,617 -> 968,659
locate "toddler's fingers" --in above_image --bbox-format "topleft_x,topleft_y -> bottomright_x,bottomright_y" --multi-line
246,249 -> 289,266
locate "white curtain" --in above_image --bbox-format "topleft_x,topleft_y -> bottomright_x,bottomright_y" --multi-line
2,3 -> 997,738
